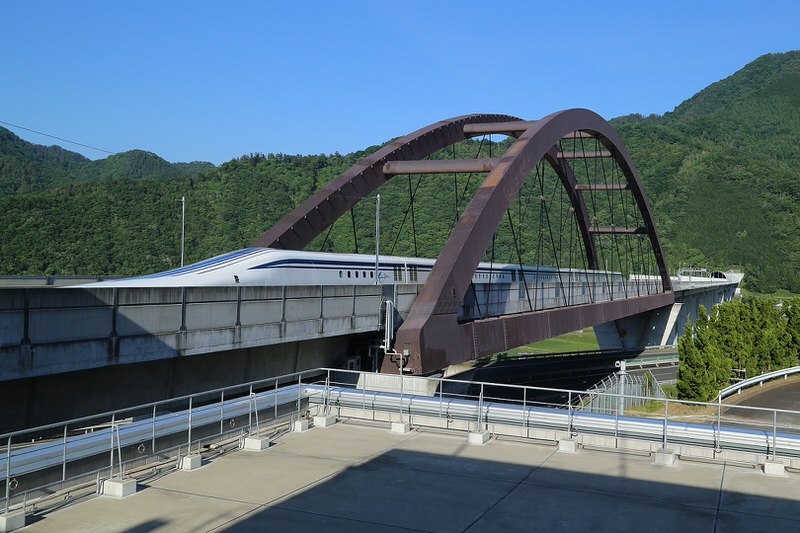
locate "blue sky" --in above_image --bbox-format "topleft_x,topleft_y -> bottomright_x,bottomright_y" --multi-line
1,0 -> 798,164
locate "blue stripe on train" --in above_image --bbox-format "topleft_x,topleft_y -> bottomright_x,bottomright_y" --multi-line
138,248 -> 265,279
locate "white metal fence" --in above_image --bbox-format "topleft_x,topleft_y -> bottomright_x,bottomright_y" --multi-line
3,367 -> 800,517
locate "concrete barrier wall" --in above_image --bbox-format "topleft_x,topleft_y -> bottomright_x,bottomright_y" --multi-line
0,335 -> 355,433
0,278 -> 738,383
0,285 -> 387,382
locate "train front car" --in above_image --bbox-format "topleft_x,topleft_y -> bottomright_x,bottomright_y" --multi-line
80,249 -> 428,288
81,248 -> 283,288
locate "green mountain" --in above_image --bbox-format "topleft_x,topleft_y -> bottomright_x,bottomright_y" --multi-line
1,51 -> 799,293
614,51 -> 800,292
0,128 -> 214,195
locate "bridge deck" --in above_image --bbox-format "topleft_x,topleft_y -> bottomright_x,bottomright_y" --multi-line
22,421 -> 800,532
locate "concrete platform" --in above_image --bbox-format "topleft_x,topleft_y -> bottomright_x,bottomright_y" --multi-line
20,421 -> 800,532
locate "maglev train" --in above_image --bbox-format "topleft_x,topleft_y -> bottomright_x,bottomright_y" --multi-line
83,247 -> 623,288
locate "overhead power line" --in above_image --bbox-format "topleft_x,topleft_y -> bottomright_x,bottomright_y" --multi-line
0,119 -> 117,155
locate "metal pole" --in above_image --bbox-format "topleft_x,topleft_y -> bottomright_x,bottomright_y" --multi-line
324,373 -> 330,416
438,378 -> 443,420
399,368 -> 404,423
220,391 -> 225,436
568,391 -> 572,435
116,426 -> 124,479
297,374 -> 302,419
662,399 -> 669,449
62,425 -> 68,482
716,397 -> 721,452
5,436 -> 11,513
248,385 -> 253,430
617,360 -> 626,417
523,388 -> 527,432
187,396 -> 193,453
152,405 -> 157,455
773,410 -> 778,460
479,383 -> 484,430
109,414 -> 116,478
375,194 -> 380,284
180,196 -> 186,267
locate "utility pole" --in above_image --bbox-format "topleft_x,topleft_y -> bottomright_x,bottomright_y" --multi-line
180,196 -> 186,267
374,194 -> 380,284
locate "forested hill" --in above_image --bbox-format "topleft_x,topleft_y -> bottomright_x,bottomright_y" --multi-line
0,128 -> 214,195
612,51 -> 800,292
1,51 -> 799,293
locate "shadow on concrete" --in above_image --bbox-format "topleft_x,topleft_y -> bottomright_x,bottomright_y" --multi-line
213,446 -> 799,532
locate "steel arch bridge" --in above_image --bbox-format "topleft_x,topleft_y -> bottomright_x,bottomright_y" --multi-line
252,109 -> 674,374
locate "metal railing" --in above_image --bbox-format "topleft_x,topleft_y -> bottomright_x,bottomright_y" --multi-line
3,366 -> 800,516
1,368 -> 327,515
718,366 -> 800,401
578,370 -> 666,414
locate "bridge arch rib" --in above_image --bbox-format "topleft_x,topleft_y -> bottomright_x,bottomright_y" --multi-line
252,109 -> 674,375
251,114 -> 519,250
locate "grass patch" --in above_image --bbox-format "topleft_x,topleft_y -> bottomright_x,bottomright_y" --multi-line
506,328 -> 600,356
741,288 -> 800,301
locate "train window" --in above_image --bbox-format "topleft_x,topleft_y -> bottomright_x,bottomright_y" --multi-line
511,271 -> 516,282
410,265 -> 418,282
347,271 -> 351,278
363,271 -> 367,278
339,271 -> 343,278
370,271 -> 374,278
355,271 -> 359,278
393,265 -> 402,281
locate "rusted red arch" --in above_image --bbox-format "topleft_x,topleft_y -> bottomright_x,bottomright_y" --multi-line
250,109 -> 672,374
251,114 -> 519,250
389,108 -> 673,374
250,112 -> 602,274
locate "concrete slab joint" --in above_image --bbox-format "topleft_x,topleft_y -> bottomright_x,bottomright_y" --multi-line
102,477 -> 137,498
0,510 -> 26,533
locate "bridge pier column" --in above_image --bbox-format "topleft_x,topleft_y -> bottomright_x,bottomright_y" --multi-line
594,302 -> 683,351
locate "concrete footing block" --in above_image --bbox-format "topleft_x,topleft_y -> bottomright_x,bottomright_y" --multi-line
391,421 -> 410,434
468,431 -> 490,445
763,460 -> 786,477
654,448 -> 677,467
102,477 -> 137,498
558,438 -> 578,453
243,436 -> 271,451
0,510 -> 26,533
293,420 -> 310,432
181,454 -> 203,471
313,414 -> 337,428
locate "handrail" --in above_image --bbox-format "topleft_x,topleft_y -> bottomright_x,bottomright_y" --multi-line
4,365 -> 800,515
718,365 -> 800,402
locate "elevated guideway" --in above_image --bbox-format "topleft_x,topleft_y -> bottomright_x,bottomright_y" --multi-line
0,270 -> 739,383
